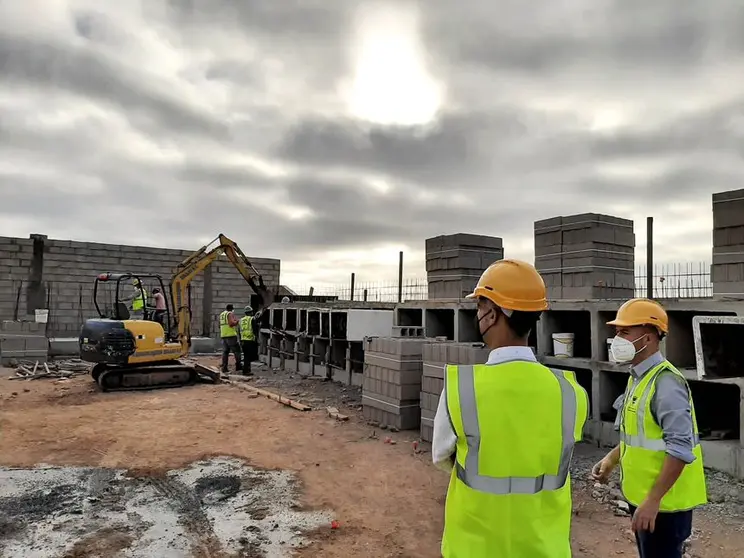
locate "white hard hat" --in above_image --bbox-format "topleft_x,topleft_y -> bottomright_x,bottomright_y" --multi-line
281,296 -> 290,303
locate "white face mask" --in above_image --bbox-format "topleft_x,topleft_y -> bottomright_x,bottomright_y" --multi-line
610,335 -> 647,363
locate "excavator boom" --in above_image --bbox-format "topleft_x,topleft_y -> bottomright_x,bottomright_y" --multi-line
171,234 -> 273,356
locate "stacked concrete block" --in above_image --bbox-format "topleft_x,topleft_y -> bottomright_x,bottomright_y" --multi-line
0,320 -> 48,364
426,234 -> 504,300
420,342 -> 490,442
712,189 -> 744,298
362,337 -> 431,430
534,214 -> 635,300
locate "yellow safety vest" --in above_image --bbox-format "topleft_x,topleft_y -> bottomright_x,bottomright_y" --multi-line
219,311 -> 237,338
132,287 -> 147,311
620,361 -> 707,511
443,362 -> 589,557
239,315 -> 255,341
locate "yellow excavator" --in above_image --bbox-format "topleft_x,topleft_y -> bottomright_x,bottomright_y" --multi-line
78,234 -> 273,391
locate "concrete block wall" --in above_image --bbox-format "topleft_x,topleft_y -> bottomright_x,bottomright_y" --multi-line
534,214 -> 635,300
420,342 -> 490,442
0,234 -> 280,337
425,234 -> 503,300
0,320 -> 48,364
712,189 -> 744,298
362,337 -> 432,430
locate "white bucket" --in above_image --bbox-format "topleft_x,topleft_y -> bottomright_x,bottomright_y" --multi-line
35,309 -> 49,323
607,338 -> 616,362
552,332 -> 574,357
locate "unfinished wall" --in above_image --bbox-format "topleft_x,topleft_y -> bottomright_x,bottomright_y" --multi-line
0,234 -> 280,337
712,188 -> 744,298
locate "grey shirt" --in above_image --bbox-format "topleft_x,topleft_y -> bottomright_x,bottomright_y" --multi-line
613,351 -> 696,463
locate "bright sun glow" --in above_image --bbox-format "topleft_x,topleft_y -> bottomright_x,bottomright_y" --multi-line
342,2 -> 443,126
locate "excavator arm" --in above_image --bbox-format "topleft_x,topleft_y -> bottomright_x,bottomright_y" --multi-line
170,234 -> 273,353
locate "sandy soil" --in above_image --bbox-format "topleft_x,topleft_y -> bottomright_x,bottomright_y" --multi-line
1,363 -> 743,557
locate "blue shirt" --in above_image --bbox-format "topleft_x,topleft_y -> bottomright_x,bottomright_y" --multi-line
614,351 -> 696,464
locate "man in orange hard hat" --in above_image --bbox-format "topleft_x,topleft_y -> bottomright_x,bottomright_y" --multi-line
592,298 -> 706,557
432,259 -> 588,557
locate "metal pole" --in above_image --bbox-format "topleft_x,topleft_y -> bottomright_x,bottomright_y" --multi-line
646,217 -> 653,299
398,251 -> 404,303
363,288 -> 368,302
350,273 -> 355,301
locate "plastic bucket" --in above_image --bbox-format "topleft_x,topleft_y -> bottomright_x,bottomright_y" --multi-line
552,333 -> 574,357
35,309 -> 49,323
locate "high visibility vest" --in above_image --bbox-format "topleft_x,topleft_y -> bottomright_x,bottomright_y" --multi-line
442,362 -> 589,557
620,361 -> 707,511
219,311 -> 237,338
132,288 -> 147,311
239,315 -> 255,341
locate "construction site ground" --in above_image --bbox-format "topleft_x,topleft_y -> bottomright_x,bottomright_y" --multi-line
1,357 -> 743,557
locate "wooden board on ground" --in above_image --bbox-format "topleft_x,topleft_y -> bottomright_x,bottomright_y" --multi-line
234,383 -> 311,411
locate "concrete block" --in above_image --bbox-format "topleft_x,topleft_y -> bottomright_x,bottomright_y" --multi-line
24,336 -> 49,352
364,351 -> 423,371
362,397 -> 420,430
420,421 -> 434,443
422,375 -> 444,394
714,226 -> 744,247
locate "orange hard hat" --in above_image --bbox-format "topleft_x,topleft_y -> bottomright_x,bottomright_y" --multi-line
466,259 -> 548,312
606,298 -> 668,334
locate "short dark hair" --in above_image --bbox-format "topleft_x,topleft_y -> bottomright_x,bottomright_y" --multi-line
505,310 -> 542,338
226,304 -> 233,311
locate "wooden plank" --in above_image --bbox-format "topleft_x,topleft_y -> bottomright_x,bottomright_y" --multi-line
234,383 -> 311,411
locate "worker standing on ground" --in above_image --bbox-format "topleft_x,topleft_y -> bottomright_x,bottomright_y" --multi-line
432,259 -> 588,557
219,304 -> 242,374
239,305 -> 258,376
592,298 -> 706,557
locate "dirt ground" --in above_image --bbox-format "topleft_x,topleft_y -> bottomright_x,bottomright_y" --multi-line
1,359 -> 743,557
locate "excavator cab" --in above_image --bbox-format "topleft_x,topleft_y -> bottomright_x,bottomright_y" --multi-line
92,272 -> 173,337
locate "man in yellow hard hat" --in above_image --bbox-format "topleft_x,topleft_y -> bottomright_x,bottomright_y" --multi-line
432,259 -> 589,557
592,298 -> 706,557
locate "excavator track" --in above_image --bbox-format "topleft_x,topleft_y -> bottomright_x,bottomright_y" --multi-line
92,360 -> 220,392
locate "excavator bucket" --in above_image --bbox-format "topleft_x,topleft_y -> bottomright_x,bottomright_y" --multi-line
248,275 -> 274,312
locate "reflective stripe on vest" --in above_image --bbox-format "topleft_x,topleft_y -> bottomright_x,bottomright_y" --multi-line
239,316 -> 254,341
619,361 -> 707,511
452,364 -> 579,495
220,311 -> 237,337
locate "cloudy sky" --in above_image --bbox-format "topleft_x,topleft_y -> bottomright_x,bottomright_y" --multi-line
1,1 -> 743,287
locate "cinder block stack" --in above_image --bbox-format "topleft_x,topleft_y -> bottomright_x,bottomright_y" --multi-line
420,342 -> 490,442
426,234 -> 504,300
534,213 -> 635,300
362,337 -> 431,430
0,320 -> 48,364
712,189 -> 744,298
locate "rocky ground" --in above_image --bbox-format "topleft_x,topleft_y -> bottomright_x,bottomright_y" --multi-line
0,358 -> 742,557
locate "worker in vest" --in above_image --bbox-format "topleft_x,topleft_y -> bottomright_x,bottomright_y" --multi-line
130,278 -> 147,320
432,259 -> 589,557
239,305 -> 258,376
592,298 -> 706,557
219,304 -> 242,374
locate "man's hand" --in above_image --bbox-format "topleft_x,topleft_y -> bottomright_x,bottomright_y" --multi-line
631,497 -> 660,533
591,449 -> 619,484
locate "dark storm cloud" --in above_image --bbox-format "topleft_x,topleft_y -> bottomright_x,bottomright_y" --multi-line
0,34 -> 228,140
420,1 -> 744,74
2,0 -> 744,280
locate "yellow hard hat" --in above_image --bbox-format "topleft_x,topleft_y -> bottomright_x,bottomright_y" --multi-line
466,259 -> 548,312
606,298 -> 668,334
